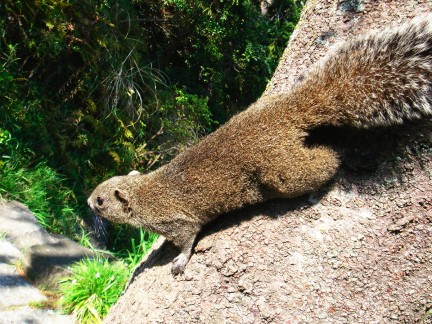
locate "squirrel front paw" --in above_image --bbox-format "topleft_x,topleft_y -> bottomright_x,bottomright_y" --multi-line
171,253 -> 189,275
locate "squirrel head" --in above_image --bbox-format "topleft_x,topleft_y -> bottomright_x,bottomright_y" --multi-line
87,170 -> 172,235
88,173 -> 140,226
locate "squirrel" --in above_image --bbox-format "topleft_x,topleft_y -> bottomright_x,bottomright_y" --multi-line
88,15 -> 432,275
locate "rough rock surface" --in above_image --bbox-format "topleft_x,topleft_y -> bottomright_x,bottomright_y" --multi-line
106,1 -> 432,323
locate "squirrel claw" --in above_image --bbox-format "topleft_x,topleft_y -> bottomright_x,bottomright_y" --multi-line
171,253 -> 188,275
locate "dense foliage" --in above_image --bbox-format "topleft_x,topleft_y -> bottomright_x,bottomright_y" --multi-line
0,0 -> 302,245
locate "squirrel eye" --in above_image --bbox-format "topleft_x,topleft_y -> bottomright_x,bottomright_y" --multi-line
96,197 -> 104,206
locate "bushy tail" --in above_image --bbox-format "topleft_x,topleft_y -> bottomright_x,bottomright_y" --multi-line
295,14 -> 432,129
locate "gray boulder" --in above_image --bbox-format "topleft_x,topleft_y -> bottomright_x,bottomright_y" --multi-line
0,200 -> 96,288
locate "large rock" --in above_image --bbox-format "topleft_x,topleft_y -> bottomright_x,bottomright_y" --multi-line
0,201 -> 56,249
0,308 -> 73,324
0,262 -> 47,310
23,237 -> 96,288
104,2 -> 432,323
0,200 -> 96,288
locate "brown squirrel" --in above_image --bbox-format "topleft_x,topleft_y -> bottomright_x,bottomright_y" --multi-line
88,15 -> 432,274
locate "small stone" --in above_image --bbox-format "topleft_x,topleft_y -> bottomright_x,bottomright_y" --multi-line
221,260 -> 238,277
387,215 -> 414,232
327,250 -> 338,258
195,239 -> 213,252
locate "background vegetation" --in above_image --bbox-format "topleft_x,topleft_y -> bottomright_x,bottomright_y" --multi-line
1,0 -> 302,320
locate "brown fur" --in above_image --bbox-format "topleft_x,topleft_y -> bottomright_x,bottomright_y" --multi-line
88,15 -> 432,274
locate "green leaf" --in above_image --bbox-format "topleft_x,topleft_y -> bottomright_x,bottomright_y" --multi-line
45,21 -> 55,30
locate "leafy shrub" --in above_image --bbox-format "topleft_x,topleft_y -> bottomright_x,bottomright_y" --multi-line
136,0 -> 302,121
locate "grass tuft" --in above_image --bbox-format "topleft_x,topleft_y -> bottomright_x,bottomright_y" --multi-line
119,228 -> 159,268
59,257 -> 129,323
59,229 -> 158,322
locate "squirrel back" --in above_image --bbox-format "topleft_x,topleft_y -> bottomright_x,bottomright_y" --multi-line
286,14 -> 432,129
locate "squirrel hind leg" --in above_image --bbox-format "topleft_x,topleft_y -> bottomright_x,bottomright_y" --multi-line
259,145 -> 340,199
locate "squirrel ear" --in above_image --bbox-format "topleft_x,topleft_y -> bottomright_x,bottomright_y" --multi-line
114,189 -> 129,206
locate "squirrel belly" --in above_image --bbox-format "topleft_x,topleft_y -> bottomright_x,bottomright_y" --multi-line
88,15 -> 432,275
